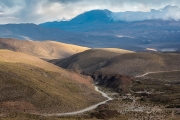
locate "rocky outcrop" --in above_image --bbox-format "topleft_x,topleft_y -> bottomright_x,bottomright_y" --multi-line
91,72 -> 134,93
90,104 -> 120,119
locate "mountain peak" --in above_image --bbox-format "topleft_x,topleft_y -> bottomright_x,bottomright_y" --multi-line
70,9 -> 112,24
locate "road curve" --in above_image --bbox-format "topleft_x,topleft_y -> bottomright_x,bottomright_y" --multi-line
135,70 -> 179,78
41,70 -> 178,116
41,86 -> 113,116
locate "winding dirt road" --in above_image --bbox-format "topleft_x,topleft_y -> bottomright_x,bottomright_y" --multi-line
40,70 -> 179,117
42,86 -> 113,116
135,70 -> 179,78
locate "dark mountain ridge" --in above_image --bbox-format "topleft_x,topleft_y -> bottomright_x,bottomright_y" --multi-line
40,9 -> 112,28
39,9 -> 180,51
70,9 -> 112,24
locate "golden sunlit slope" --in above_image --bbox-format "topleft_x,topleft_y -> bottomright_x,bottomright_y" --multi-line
0,38 -> 89,60
94,48 -> 134,54
0,50 -> 104,114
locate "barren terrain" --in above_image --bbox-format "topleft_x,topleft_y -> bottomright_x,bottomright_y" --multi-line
0,38 -> 89,60
0,50 -> 105,115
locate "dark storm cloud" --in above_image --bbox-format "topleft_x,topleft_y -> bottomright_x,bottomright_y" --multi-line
0,0 -> 180,24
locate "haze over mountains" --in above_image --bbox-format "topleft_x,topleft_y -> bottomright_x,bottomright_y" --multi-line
40,6 -> 180,51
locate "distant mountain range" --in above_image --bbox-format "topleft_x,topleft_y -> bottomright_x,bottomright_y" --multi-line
0,5 -> 180,51
0,23 -> 85,44
40,5 -> 180,29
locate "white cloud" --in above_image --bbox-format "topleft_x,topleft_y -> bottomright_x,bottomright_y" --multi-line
0,0 -> 180,24
111,5 -> 180,22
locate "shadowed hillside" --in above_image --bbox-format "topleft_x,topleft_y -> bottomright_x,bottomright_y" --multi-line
53,49 -> 180,110
54,49 -> 134,74
52,49 -> 135,92
0,38 -> 89,60
100,52 -> 180,76
0,50 -> 105,114
54,50 -> 180,76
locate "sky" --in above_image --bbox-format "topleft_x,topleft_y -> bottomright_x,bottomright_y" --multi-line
112,5 -> 180,22
0,0 -> 180,24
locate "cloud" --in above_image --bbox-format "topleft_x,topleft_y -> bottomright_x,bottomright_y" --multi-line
111,5 -> 180,21
0,0 -> 180,24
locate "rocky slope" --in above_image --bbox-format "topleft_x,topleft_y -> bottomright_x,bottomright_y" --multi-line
92,72 -> 134,93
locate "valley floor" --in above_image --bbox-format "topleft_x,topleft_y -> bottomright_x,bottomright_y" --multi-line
1,71 -> 180,120
1,87 -> 180,120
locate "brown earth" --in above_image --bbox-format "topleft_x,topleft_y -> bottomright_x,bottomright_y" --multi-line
0,50 -> 105,114
54,49 -> 133,74
91,72 -> 134,93
55,50 -> 180,77
53,50 -> 180,95
90,104 -> 122,119
0,38 -> 89,60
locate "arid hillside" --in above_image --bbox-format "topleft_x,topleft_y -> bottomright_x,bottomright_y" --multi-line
55,49 -> 134,74
0,50 -> 105,114
55,50 -> 180,76
0,38 -> 89,60
100,52 -> 180,76
53,49 -> 135,92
